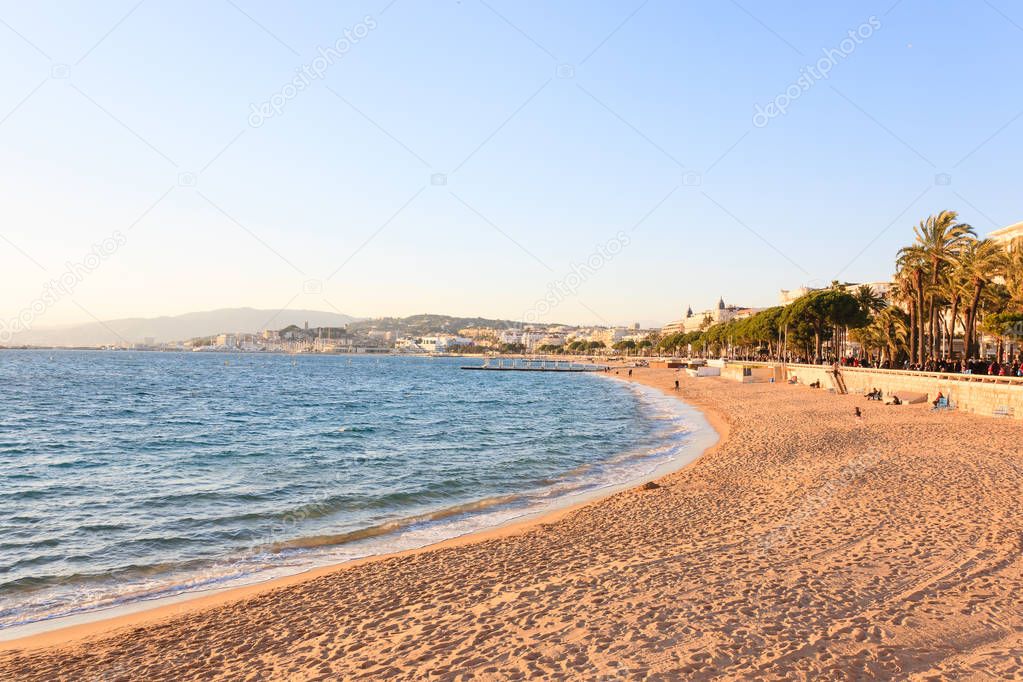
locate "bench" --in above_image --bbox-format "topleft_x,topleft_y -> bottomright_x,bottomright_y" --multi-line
993,405 -> 1015,418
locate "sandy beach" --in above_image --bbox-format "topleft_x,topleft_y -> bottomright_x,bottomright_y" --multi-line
4,368 -> 1023,680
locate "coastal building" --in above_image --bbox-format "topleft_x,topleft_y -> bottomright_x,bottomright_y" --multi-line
313,336 -> 353,353
661,299 -> 757,335
520,331 -> 548,349
660,308 -> 693,336
589,328 -> 629,346
538,334 -> 565,348
498,330 -> 522,346
397,335 -> 473,353
215,333 -> 237,348
459,327 -> 500,341
495,329 -> 557,350
779,287 -> 815,305
779,281 -> 891,306
990,220 -> 1023,248
364,330 -> 395,344
395,337 -> 422,352
861,281 -> 892,299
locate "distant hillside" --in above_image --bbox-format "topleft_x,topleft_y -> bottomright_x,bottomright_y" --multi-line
9,308 -> 360,347
350,314 -> 564,336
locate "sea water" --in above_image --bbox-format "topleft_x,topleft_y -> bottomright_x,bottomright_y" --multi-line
0,351 -> 713,634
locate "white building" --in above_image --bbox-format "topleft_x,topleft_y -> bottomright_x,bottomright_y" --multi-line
779,287 -> 815,305
395,337 -> 423,352
520,331 -> 548,349
398,335 -> 473,353
498,330 -> 522,345
990,220 -> 1023,248
779,281 -> 891,306
589,328 -> 627,346
365,330 -> 395,344
215,333 -> 237,348
662,299 -> 754,335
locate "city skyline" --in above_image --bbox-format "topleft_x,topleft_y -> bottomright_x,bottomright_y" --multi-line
2,1 -> 1021,330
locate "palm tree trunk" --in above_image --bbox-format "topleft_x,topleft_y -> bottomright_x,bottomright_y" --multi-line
929,298 -> 939,360
912,304 -> 920,368
929,257 -> 941,361
947,296 -> 960,359
920,269 -> 928,366
918,294 -> 926,362
965,283 -> 983,358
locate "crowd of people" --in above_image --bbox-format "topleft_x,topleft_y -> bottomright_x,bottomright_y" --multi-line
837,356 -> 1023,377
716,351 -> 1023,377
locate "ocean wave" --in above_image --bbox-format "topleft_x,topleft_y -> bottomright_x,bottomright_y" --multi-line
332,425 -> 376,434
271,494 -> 524,551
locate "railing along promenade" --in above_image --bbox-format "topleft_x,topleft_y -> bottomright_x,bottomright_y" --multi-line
735,360 -> 1023,387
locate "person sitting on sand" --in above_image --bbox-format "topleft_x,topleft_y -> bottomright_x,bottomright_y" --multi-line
887,395 -> 902,406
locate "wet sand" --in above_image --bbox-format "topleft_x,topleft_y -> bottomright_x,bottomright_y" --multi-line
4,368 -> 1023,680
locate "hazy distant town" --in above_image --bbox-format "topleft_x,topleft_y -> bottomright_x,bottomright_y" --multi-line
0,284 -> 875,357
96,316 -> 660,356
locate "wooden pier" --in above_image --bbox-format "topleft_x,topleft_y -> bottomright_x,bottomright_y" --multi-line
461,359 -> 605,372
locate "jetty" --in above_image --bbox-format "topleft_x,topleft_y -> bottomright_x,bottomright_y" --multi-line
461,358 -> 606,372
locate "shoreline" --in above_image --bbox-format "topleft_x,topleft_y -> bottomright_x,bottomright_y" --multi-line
0,371 -> 722,652
7,368 -> 1020,679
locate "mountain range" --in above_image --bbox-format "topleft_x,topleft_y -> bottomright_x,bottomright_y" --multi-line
7,308 -> 360,347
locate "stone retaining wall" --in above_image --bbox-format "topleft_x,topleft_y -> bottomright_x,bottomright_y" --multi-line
737,362 -> 1023,419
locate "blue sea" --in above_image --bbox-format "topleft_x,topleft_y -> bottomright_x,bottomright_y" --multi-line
0,351 -> 713,635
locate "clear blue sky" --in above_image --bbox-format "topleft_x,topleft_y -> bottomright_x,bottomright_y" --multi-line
1,0 -> 1021,329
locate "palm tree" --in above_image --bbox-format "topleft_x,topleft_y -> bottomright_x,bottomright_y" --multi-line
874,306 -> 909,365
1005,237 -> 1023,312
958,239 -> 1008,358
887,273 -> 914,363
909,211 -> 975,360
936,267 -> 967,359
851,305 -> 908,365
895,246 -> 928,364
854,284 -> 886,314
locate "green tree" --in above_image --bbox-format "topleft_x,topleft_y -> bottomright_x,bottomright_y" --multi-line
958,239 -> 1008,358
780,289 -> 865,361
